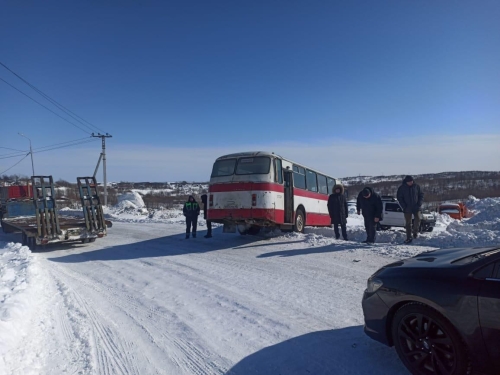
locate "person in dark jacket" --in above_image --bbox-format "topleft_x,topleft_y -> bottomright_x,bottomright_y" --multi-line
200,194 -> 212,238
183,195 -> 200,239
327,184 -> 348,240
356,187 -> 383,244
397,175 -> 424,243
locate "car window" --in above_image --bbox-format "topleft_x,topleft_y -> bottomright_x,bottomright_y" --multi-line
452,248 -> 500,265
494,262 -> 500,279
385,203 -> 402,212
473,263 -> 495,279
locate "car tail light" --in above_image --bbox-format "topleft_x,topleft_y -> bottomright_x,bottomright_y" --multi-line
252,194 -> 257,207
209,194 -> 213,207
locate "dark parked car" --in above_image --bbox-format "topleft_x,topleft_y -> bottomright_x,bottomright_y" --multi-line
362,246 -> 500,375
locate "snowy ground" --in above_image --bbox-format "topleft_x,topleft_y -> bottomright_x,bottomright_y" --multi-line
1,196 -> 499,375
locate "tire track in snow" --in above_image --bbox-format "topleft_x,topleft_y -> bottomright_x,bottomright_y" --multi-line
49,267 -> 142,375
48,262 -> 231,375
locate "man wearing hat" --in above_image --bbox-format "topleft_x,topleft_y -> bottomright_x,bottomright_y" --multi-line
356,187 -> 383,244
397,175 -> 424,243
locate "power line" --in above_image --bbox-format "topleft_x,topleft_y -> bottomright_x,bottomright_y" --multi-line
32,137 -> 93,152
0,61 -> 106,134
0,77 -> 91,134
0,137 -> 99,159
33,138 -> 98,154
0,154 -> 29,175
0,152 -> 28,160
0,146 -> 26,152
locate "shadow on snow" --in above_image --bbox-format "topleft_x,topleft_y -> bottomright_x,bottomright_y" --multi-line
225,325 -> 407,375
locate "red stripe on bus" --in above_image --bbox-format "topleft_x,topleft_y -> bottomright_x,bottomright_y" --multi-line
208,209 -> 331,227
208,208 -> 285,223
209,182 -> 284,193
305,213 -> 331,226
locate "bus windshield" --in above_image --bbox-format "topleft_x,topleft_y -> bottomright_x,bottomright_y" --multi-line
235,157 -> 271,175
211,158 -> 237,177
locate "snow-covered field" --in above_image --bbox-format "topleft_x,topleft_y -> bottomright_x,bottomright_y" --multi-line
1,196 -> 499,375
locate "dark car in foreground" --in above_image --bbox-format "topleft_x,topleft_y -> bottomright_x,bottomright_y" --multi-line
362,246 -> 500,375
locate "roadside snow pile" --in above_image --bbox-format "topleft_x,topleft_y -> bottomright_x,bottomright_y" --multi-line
0,242 -> 40,367
108,191 -> 148,217
424,196 -> 500,248
116,191 -> 146,209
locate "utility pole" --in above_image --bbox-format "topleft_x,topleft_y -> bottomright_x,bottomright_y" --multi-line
18,133 -> 35,176
92,133 -> 112,206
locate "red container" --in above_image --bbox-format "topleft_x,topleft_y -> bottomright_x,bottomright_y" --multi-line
8,185 -> 33,199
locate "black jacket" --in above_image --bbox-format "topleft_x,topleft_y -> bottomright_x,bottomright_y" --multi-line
327,184 -> 348,225
183,196 -> 200,218
397,181 -> 424,214
356,187 -> 383,219
200,194 -> 208,220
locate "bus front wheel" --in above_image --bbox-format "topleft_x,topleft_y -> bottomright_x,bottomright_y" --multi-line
294,209 -> 305,233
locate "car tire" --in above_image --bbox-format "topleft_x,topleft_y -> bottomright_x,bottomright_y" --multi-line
392,303 -> 471,375
293,209 -> 305,233
426,227 -> 434,233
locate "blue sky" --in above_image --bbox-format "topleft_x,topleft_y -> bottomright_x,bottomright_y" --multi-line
1,1 -> 499,182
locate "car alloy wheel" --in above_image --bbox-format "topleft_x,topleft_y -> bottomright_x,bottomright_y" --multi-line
392,304 -> 470,375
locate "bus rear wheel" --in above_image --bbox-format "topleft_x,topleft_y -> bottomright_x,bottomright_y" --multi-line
294,209 -> 305,233
247,226 -> 261,235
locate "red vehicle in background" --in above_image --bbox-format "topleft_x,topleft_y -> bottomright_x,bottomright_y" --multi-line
438,202 -> 470,220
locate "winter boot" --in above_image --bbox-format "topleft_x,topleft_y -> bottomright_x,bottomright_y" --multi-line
185,234 -> 190,239
404,238 -> 412,244
192,233 -> 196,238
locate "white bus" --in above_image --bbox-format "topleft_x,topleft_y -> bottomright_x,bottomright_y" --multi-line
207,151 -> 340,234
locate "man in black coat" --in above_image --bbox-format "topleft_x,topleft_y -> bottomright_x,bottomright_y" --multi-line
200,194 -> 212,238
397,175 -> 424,243
356,187 -> 383,244
183,195 -> 200,239
327,184 -> 348,240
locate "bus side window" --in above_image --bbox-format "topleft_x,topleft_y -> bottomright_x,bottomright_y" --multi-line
306,170 -> 318,192
317,174 -> 328,194
274,158 -> 283,184
327,178 -> 335,194
293,165 -> 306,189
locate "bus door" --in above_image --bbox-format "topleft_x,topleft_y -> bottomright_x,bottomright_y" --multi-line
284,169 -> 294,223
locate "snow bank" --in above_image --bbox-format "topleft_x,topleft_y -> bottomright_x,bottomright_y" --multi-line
105,191 -> 149,217
116,191 -> 146,209
0,242 -> 39,371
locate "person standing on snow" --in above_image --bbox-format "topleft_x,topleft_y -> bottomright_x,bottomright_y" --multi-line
183,195 -> 200,239
200,194 -> 212,238
356,187 -> 383,244
327,184 -> 348,240
397,175 -> 424,244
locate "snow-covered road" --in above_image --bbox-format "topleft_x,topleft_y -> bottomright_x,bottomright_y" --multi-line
2,221 -> 410,375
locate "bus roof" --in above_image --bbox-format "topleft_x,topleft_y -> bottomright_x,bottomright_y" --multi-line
215,151 -> 339,182
216,151 -> 278,160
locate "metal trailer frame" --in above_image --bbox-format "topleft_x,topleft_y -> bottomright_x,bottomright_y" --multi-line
0,175 -> 112,251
